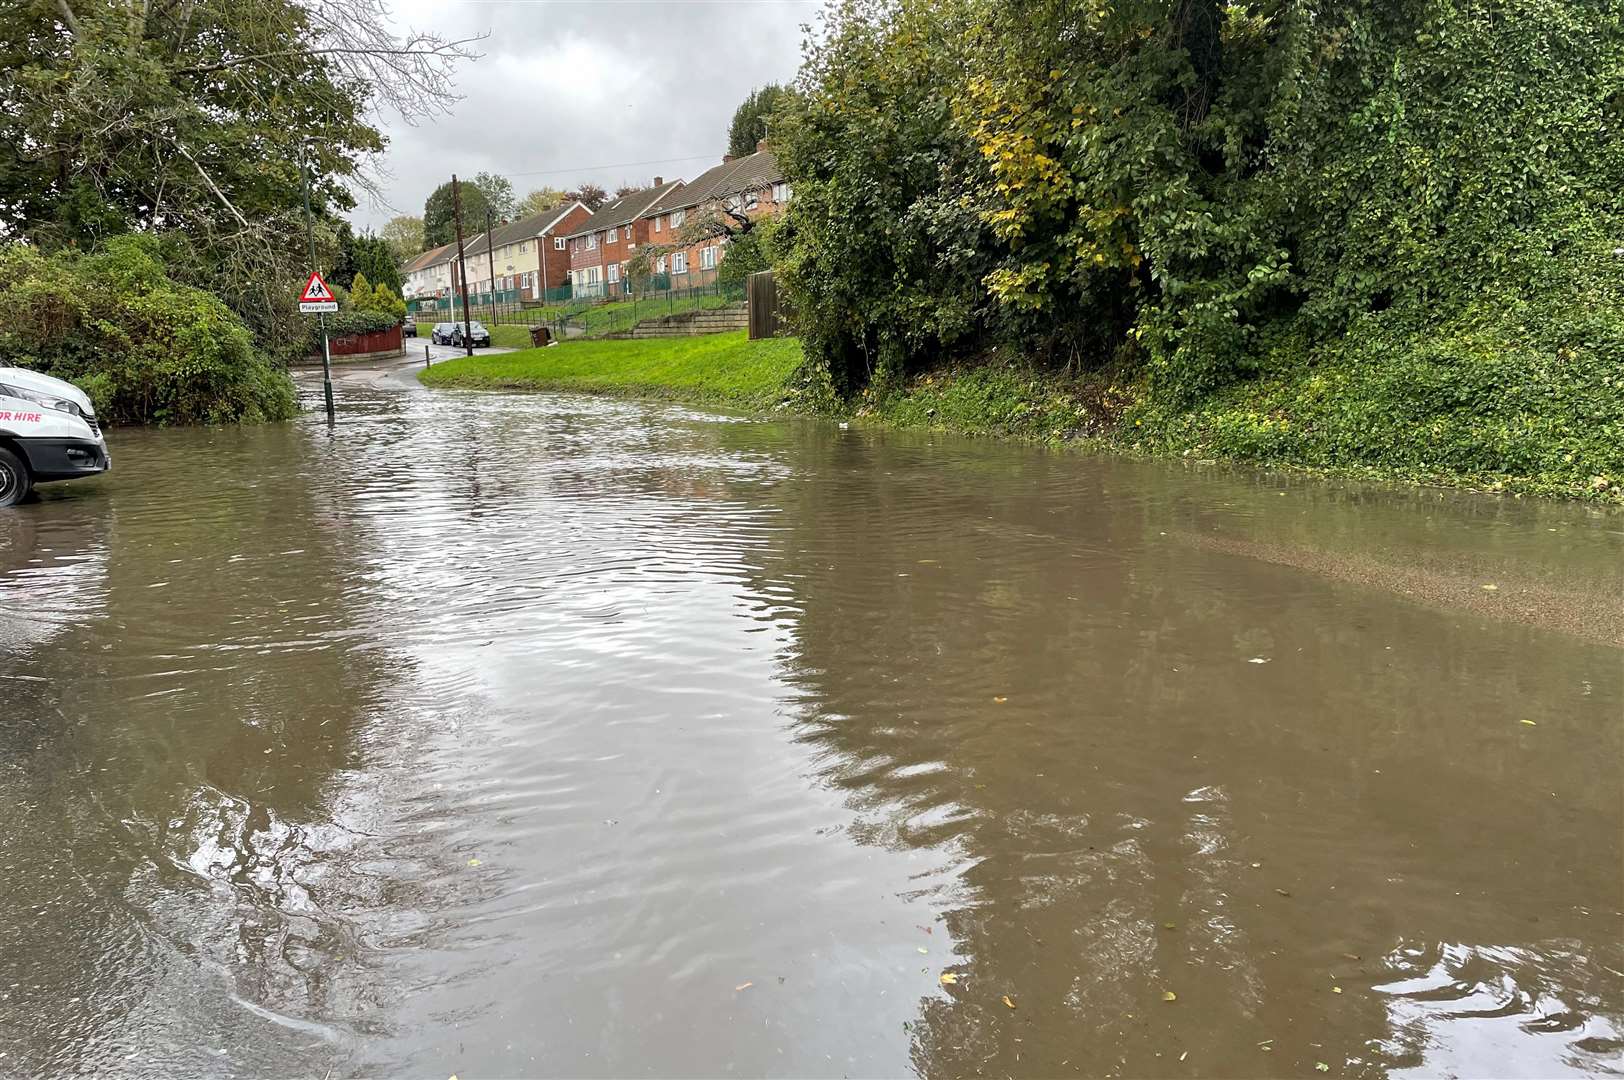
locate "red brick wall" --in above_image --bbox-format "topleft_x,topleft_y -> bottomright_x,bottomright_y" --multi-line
639,186 -> 788,284
540,205 -> 591,291
326,325 -> 403,357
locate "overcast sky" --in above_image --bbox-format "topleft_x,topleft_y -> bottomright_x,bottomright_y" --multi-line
352,0 -> 819,231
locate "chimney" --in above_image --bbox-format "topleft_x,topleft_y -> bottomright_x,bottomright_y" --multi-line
756,139 -> 766,153
653,175 -> 663,187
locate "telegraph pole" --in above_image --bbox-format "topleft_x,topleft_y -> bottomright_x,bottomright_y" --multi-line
484,207 -> 499,324
300,144 -> 336,425
452,174 -> 474,358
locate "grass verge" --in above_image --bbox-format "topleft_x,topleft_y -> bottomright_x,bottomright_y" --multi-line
419,331 -> 804,410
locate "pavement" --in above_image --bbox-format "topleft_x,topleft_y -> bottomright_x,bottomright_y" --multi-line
291,340 -> 516,393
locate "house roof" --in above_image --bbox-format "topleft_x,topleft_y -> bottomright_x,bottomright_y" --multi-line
644,149 -> 782,217
402,242 -> 455,274
563,182 -> 683,239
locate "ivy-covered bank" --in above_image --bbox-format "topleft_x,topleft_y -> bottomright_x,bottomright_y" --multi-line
756,0 -> 1623,501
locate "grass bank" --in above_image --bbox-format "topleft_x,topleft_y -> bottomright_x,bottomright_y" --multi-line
418,331 -> 803,410
418,328 -> 1622,503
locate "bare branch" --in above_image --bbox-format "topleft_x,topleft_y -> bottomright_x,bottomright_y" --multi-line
177,38 -> 482,77
171,140 -> 248,229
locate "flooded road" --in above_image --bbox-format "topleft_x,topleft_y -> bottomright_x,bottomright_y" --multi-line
2,369 -> 1621,1078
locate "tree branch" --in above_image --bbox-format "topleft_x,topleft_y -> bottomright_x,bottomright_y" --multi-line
178,38 -> 482,76
171,140 -> 248,228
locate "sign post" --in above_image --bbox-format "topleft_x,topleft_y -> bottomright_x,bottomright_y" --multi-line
299,149 -> 337,425
298,272 -> 338,424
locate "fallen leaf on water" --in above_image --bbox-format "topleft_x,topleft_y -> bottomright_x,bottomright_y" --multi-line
1342,953 -> 1361,961
1179,1051 -> 1188,1062
1162,922 -> 1178,930
939,972 -> 959,985
1316,1063 -> 1330,1072
1248,657 -> 1271,664
1002,995 -> 1017,1009
1481,583 -> 1499,591
1275,888 -> 1292,897
1332,986 -> 1343,994
467,859 -> 480,867
916,925 -> 933,934
1161,991 -> 1178,1002
735,981 -> 753,992
992,696 -> 1008,704
917,946 -> 928,954
1521,719 -> 1537,726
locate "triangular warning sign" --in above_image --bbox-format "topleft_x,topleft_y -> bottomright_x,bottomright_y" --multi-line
299,271 -> 335,303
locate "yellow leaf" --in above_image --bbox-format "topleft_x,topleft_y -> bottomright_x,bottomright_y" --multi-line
1332,986 -> 1343,994
735,981 -> 753,991
940,972 -> 959,985
1520,719 -> 1537,726
1481,583 -> 1499,591
1162,990 -> 1177,1002
1002,995 -> 1017,1009
467,858 -> 480,867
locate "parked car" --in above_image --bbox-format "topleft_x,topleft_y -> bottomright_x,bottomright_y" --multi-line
430,322 -> 456,345
450,321 -> 492,348
0,367 -> 110,508
403,315 -> 417,337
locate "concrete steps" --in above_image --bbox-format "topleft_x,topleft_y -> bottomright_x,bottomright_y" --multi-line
629,302 -> 748,338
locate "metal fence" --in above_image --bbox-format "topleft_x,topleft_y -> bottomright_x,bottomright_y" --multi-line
412,277 -> 744,340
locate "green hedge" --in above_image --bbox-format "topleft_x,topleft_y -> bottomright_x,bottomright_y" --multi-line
0,237 -> 296,425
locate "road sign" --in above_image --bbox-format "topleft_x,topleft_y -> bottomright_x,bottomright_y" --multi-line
298,271 -> 338,313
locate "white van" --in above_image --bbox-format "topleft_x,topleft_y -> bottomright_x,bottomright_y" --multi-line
0,367 -> 110,507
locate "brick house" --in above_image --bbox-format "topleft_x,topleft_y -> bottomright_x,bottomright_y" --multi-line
638,146 -> 790,287
563,180 -> 682,299
458,200 -> 592,303
402,243 -> 456,308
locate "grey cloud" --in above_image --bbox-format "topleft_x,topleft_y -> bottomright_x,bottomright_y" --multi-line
353,0 -> 818,229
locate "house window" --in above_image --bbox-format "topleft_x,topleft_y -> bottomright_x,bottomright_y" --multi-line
624,226 -> 633,240
672,251 -> 688,275
656,255 -> 666,274
700,245 -> 717,270
773,182 -> 792,202
607,262 -> 620,284
670,209 -> 686,228
654,216 -> 662,233
554,237 -> 566,250
745,191 -> 760,210
520,242 -> 528,253
586,233 -> 597,250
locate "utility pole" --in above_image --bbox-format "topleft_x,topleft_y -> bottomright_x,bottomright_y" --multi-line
484,207 -> 499,324
452,174 -> 474,358
299,142 -> 336,425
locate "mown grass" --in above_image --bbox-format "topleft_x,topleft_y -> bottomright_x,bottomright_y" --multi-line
485,292 -> 736,340
419,331 -> 804,410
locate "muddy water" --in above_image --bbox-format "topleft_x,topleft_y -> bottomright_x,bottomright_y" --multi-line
2,369 -> 1620,1078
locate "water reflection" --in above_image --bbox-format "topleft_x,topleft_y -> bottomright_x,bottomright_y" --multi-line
0,375 -> 1618,1078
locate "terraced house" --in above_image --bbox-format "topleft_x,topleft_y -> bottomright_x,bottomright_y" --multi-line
564,181 -> 682,299
640,146 -> 789,287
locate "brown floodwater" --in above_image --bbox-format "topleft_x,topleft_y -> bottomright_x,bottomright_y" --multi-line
2,366 -> 1621,1078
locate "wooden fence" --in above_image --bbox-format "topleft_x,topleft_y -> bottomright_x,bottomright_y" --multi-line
747,271 -> 792,340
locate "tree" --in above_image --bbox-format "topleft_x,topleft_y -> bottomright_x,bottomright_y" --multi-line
423,180 -> 491,248
517,188 -> 566,217
381,215 -> 425,260
565,184 -> 609,211
473,172 -> 517,219
727,84 -> 792,158
614,183 -> 647,198
0,0 -> 479,351
352,232 -> 402,292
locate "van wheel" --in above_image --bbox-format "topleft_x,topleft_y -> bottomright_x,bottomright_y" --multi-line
0,446 -> 32,508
